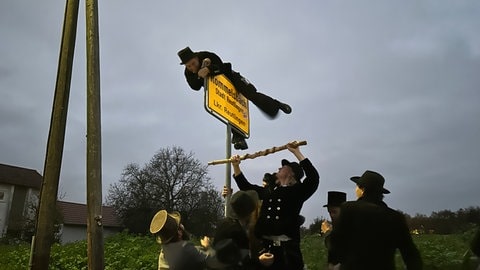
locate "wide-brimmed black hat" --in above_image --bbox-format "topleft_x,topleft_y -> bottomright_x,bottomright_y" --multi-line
177,46 -> 196,64
350,170 -> 390,194
281,159 -> 304,181
230,190 -> 259,219
323,191 -> 347,207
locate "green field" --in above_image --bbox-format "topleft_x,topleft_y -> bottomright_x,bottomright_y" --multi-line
1,232 -> 478,270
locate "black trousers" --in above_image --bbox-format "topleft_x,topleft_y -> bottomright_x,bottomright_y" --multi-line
262,240 -> 304,270
227,71 -> 282,119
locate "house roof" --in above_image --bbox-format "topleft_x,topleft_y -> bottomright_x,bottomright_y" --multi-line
0,163 -> 42,189
57,201 -> 122,228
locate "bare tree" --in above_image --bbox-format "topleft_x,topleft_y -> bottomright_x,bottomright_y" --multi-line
107,146 -> 223,236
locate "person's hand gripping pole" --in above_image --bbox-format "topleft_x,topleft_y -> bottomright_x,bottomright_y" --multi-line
197,58 -> 211,79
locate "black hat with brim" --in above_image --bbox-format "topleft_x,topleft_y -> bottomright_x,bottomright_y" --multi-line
350,170 -> 390,194
178,47 -> 196,64
323,191 -> 347,207
281,159 -> 304,182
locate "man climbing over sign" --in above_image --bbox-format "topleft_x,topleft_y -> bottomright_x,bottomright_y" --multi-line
178,46 -> 292,150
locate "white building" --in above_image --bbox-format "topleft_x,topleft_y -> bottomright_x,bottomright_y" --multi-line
0,163 -> 123,242
0,163 -> 41,237
57,201 -> 123,243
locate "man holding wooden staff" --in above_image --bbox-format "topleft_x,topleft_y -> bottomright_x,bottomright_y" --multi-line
230,142 -> 319,270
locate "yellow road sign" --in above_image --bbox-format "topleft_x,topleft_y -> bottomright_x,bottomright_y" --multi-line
205,74 -> 250,137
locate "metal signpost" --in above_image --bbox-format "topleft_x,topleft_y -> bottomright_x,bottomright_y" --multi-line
204,74 -> 249,217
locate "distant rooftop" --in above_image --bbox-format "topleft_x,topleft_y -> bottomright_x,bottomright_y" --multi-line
57,201 -> 122,228
0,163 -> 42,189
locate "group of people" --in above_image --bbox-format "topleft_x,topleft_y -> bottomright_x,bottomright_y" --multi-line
150,142 -> 318,270
157,47 -> 480,269
148,143 -> 430,270
323,171 -> 423,270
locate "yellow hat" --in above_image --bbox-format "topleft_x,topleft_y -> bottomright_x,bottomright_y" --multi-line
150,210 -> 181,243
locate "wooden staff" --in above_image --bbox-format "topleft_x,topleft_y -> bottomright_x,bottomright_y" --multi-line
208,140 -> 307,165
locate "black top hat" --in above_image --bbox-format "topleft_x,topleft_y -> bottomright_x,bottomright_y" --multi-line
350,170 -> 390,194
281,159 -> 304,182
230,190 -> 259,219
177,47 -> 196,64
323,191 -> 347,207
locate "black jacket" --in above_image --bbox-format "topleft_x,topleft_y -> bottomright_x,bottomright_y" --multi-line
213,217 -> 264,270
233,158 -> 319,241
330,197 -> 423,270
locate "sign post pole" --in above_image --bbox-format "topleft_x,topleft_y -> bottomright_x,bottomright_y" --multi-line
204,74 -> 249,217
224,124 -> 232,217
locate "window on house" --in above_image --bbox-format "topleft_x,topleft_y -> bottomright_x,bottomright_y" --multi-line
0,191 -> 4,201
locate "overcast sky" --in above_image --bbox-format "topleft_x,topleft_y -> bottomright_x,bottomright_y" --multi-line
1,0 -> 479,226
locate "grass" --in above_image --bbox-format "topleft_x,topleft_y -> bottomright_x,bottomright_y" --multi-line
0,232 -> 478,270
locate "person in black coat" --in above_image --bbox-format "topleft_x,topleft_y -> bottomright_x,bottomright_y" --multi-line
322,191 -> 347,269
329,170 -> 423,270
230,142 -> 320,270
177,47 -> 291,150
213,190 -> 274,269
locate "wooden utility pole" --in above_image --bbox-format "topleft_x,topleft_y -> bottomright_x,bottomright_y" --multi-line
29,1 -> 79,269
85,0 -> 104,268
